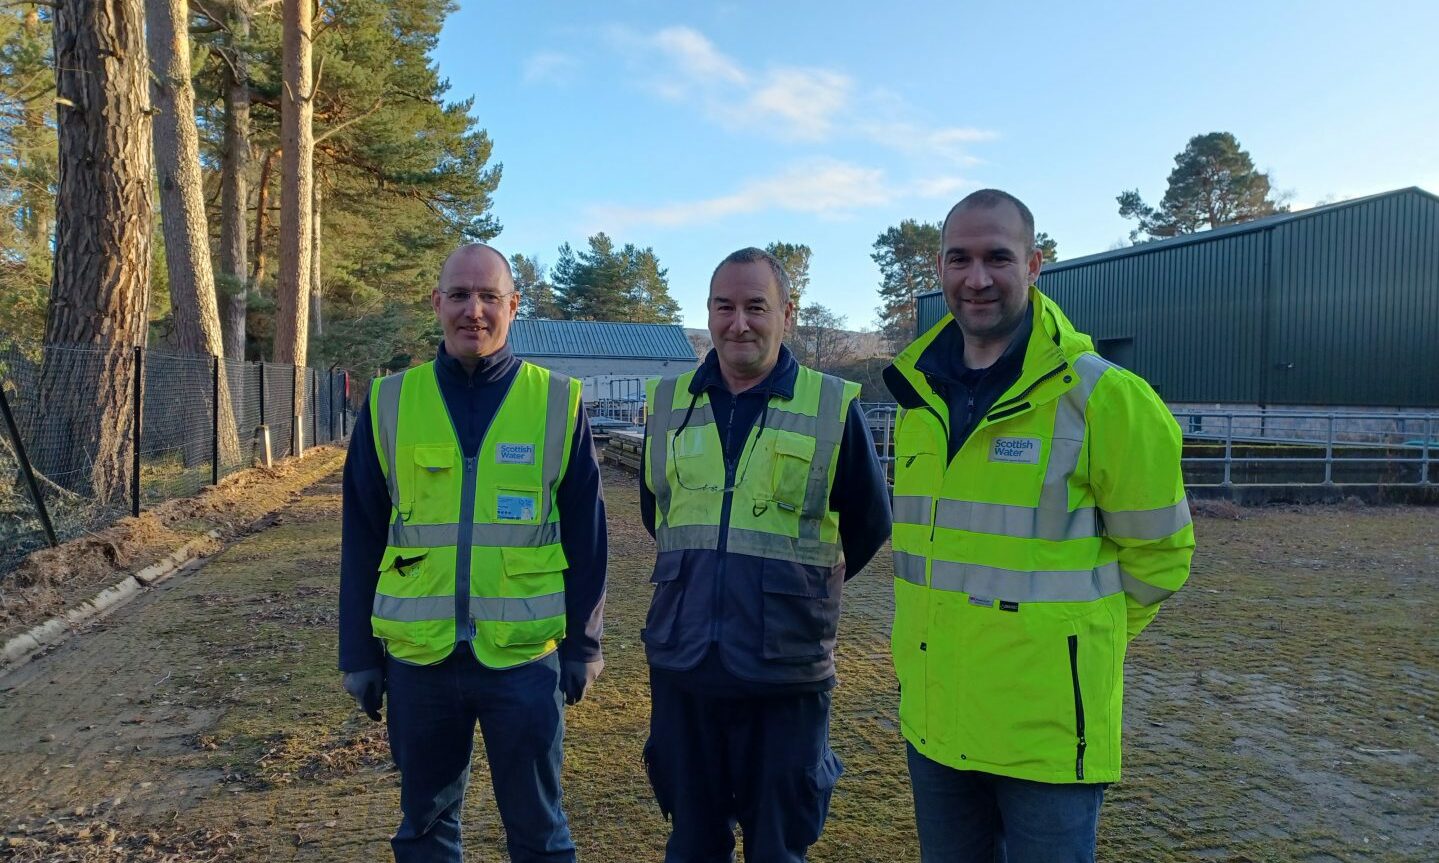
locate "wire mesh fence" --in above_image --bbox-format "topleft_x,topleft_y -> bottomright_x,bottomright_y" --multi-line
0,338 -> 355,578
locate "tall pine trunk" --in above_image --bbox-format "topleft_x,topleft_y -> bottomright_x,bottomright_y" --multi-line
146,0 -> 239,465
274,0 -> 312,370
310,177 -> 322,336
219,0 -> 251,361
275,0 -> 313,452
40,0 -> 153,505
251,147 -> 275,292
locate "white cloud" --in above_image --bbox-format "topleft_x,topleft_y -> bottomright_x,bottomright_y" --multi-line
606,26 -> 994,158
741,69 -> 853,141
522,51 -> 579,85
587,160 -> 971,231
651,26 -> 748,87
858,121 -> 998,164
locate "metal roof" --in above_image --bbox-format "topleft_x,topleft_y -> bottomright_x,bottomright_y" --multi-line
509,319 -> 696,361
1042,186 -> 1438,273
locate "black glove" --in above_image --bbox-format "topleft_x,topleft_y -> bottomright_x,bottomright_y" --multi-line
342,667 -> 385,721
559,658 -> 603,706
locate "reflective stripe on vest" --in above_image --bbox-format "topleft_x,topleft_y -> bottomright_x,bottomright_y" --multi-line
647,369 -> 852,564
369,361 -> 575,666
375,368 -> 572,549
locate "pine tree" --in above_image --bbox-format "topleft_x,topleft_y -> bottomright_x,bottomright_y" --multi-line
872,219 -> 941,350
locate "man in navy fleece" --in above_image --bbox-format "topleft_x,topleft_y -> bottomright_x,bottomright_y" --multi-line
338,243 -> 606,863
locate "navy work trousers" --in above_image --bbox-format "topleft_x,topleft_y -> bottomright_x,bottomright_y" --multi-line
644,671 -> 843,863
385,649 -> 574,863
906,742 -> 1106,863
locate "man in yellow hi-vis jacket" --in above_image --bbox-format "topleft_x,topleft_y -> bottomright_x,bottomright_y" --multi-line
884,190 -> 1194,862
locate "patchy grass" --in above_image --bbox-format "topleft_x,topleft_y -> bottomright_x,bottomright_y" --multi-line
1,468 -> 1434,861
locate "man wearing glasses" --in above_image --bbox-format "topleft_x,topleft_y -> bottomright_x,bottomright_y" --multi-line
639,247 -> 892,862
339,243 -> 606,862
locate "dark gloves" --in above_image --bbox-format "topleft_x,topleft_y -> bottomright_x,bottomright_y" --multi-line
559,658 -> 603,706
342,667 -> 385,721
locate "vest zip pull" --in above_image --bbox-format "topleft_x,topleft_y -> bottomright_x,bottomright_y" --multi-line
457,456 -> 478,642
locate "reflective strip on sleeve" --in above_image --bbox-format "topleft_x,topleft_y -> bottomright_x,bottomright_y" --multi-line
1101,499 -> 1192,540
1119,566 -> 1177,606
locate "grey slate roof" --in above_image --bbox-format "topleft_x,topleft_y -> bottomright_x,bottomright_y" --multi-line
509,319 -> 696,361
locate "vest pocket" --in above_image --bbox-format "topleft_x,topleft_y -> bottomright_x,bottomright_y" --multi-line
491,545 -> 567,647
641,552 -> 685,648
771,431 -> 816,512
410,445 -> 455,518
761,558 -> 838,662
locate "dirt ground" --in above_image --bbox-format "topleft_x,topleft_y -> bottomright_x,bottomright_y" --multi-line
0,464 -> 1434,862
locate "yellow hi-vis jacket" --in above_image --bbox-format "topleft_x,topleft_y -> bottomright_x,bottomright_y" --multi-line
887,286 -> 1194,784
369,360 -> 581,668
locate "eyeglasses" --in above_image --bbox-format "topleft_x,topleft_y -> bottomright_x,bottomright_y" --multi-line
442,290 -> 515,307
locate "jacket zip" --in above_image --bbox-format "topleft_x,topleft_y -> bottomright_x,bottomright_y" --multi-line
985,361 -> 1068,420
712,397 -> 738,643
1068,634 -> 1087,781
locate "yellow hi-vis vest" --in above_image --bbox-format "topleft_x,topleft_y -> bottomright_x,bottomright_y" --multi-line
889,287 -> 1194,784
369,360 -> 581,668
645,366 -> 859,567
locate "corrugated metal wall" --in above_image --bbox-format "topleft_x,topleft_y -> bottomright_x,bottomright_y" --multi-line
1265,192 -> 1439,406
914,188 -> 1439,407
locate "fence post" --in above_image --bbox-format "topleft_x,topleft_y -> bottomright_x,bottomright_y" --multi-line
341,372 -> 348,438
1323,414 -> 1335,485
291,365 -> 300,456
0,383 -> 59,547
1223,412 -> 1233,488
311,368 -> 319,449
211,354 -> 221,485
1422,416 -> 1432,486
258,359 -> 266,427
132,345 -> 144,518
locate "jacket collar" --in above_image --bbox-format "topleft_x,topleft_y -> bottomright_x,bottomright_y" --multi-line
434,340 -> 517,388
884,286 -> 1091,412
690,343 -> 798,400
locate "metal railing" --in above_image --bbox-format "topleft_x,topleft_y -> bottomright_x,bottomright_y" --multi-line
1174,408 -> 1434,488
859,403 -> 1435,489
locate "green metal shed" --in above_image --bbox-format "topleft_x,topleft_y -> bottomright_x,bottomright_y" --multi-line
914,187 -> 1439,407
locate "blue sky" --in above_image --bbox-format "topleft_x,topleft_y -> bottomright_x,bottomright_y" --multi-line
432,1 -> 1439,329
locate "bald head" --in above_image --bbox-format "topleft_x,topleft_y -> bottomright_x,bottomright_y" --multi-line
433,243 -> 519,367
439,243 -> 514,291
942,189 -> 1036,252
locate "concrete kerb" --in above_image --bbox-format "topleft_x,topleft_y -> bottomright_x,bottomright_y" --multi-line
0,530 -> 222,675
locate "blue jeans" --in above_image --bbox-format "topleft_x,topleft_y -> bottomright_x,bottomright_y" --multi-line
386,649 -> 573,863
906,743 -> 1105,863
